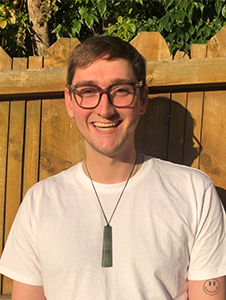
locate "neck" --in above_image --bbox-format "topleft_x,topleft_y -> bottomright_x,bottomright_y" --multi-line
83,151 -> 143,184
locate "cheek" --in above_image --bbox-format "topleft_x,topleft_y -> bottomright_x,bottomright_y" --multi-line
131,103 -> 143,123
126,110 -> 141,133
72,106 -> 91,130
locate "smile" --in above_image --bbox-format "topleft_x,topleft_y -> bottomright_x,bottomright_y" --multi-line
93,122 -> 121,131
204,286 -> 219,294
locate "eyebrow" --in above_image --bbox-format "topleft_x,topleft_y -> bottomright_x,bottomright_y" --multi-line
73,78 -> 137,86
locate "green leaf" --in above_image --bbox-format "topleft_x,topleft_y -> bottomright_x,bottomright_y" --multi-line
85,14 -> 94,29
0,18 -> 7,29
185,32 -> 189,42
81,11 -> 88,20
98,1 -> 106,17
137,24 -> 150,32
105,24 -> 116,35
166,0 -> 174,9
167,32 -> 176,41
160,14 -> 170,31
181,0 -> 189,11
129,23 -> 136,33
72,20 -> 82,34
176,10 -> 186,21
70,28 -> 76,37
79,6 -> 88,17
198,18 -> 203,28
188,26 -> 195,35
222,5 -> 226,18
187,2 -> 194,22
52,23 -> 62,33
0,4 -> 5,13
203,26 -> 211,38
118,16 -> 123,24
215,0 -> 222,17
90,13 -> 99,23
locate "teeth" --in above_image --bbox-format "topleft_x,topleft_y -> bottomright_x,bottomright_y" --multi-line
93,122 -> 119,131
94,122 -> 116,127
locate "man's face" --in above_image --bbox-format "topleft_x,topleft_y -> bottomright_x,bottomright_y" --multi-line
65,58 -> 147,158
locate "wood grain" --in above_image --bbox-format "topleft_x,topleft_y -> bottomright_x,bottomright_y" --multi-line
168,51 -> 189,164
184,44 -> 207,168
1,59 -> 226,100
200,28 -> 226,193
0,46 -> 12,295
134,32 -> 171,160
2,58 -> 27,295
22,56 -> 43,198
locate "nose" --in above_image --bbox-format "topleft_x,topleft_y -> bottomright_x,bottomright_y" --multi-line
96,92 -> 116,117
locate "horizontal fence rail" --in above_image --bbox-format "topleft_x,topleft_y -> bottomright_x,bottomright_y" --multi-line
1,57 -> 226,101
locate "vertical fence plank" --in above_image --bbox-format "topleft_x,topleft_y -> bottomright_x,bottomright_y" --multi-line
0,48 -> 11,71
132,32 -> 172,159
39,98 -> 85,180
39,39 -> 85,181
184,44 -> 207,168
168,51 -> 189,164
130,31 -> 172,61
2,58 -> 27,295
43,38 -> 80,68
22,57 -> 43,198
200,27 -> 226,204
0,48 -> 12,295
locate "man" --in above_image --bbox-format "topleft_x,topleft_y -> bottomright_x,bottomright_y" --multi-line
0,36 -> 226,300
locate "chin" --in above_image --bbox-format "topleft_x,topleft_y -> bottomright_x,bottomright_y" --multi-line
85,135 -> 132,157
93,144 -> 124,157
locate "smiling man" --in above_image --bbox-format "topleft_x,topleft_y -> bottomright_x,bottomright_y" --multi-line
0,36 -> 226,300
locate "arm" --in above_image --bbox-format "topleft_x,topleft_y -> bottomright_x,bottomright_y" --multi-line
188,276 -> 226,300
12,281 -> 46,300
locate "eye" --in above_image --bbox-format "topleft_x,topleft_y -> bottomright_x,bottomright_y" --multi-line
112,85 -> 133,97
77,87 -> 98,98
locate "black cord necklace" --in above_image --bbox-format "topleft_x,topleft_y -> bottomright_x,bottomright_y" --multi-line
85,155 -> 137,268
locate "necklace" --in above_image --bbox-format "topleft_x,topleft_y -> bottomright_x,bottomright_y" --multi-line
85,156 -> 137,268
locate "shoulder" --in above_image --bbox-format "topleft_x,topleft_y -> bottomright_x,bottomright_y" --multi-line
30,162 -> 82,192
22,162 -> 83,208
141,156 -> 214,204
147,156 -> 212,188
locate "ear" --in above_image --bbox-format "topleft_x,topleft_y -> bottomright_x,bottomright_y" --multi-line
140,84 -> 148,115
65,87 -> 74,118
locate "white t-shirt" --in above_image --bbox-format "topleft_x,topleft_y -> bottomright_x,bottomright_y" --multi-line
0,156 -> 226,300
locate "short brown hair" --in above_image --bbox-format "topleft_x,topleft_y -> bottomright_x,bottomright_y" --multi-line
67,36 -> 146,85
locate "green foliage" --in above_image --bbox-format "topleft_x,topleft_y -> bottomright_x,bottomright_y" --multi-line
0,0 -> 32,56
52,0 -> 226,56
39,0 -> 58,26
1,0 -> 226,57
140,0 -> 226,55
0,0 -> 58,56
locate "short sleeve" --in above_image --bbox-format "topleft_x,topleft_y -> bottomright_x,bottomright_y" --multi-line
188,183 -> 226,280
0,189 -> 43,285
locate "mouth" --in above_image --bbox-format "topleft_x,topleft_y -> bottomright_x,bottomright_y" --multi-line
93,121 -> 121,131
204,287 -> 219,294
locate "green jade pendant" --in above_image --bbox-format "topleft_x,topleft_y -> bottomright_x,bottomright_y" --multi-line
102,225 -> 112,267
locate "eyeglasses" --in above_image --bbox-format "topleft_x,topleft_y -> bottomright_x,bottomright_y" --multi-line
67,81 -> 143,109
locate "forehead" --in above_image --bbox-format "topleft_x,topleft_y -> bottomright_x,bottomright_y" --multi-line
72,58 -> 137,85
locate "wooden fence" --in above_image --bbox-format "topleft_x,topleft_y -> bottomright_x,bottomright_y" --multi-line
0,26 -> 226,297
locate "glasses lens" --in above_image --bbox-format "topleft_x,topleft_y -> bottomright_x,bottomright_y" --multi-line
110,84 -> 135,107
74,86 -> 100,108
71,83 -> 137,108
